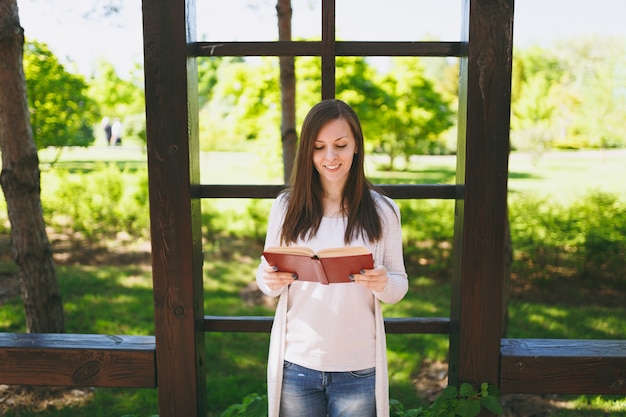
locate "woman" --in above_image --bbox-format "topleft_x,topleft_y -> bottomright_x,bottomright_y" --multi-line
256,99 -> 408,417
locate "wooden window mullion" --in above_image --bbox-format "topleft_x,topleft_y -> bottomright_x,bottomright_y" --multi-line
321,0 -> 336,99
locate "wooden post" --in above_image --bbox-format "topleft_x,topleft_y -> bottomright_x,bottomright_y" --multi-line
449,0 -> 514,396
321,0 -> 336,99
142,0 -> 206,416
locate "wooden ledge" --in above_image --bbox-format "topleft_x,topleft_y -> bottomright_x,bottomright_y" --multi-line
500,338 -> 626,395
0,333 -> 156,388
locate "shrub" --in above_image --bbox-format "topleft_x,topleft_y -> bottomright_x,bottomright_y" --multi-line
509,191 -> 626,286
40,163 -> 150,241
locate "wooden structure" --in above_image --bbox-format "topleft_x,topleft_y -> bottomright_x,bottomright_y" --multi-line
0,1 -> 625,416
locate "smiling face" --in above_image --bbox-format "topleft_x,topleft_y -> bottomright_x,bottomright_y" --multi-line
312,117 -> 357,194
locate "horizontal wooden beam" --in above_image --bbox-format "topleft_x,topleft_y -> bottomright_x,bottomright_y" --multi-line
192,184 -> 461,200
385,317 -> 451,334
500,338 -> 626,395
204,316 -> 450,334
190,41 -> 462,58
0,333 -> 156,388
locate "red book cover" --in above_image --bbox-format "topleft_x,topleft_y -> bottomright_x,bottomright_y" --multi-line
262,246 -> 374,285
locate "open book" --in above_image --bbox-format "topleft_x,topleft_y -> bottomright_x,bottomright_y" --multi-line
262,246 -> 374,285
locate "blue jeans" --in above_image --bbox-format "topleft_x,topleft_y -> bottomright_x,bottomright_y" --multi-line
280,361 -> 376,417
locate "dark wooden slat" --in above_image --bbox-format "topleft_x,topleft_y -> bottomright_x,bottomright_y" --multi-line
192,41 -> 321,57
204,316 -> 273,333
204,316 -> 450,334
382,184 -> 461,200
191,41 -> 462,58
500,339 -> 626,395
191,184 -> 460,199
321,0 -> 336,99
0,333 -> 156,388
192,184 -> 285,199
448,0 -> 514,389
143,0 -> 207,415
385,317 -> 451,334
335,41 -> 462,57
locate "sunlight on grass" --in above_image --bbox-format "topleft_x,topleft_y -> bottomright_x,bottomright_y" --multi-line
508,150 -> 626,203
508,302 -> 625,339
200,151 -> 282,184
0,301 -> 25,331
572,395 -> 626,412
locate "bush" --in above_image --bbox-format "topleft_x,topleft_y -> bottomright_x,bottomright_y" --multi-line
40,163 -> 150,241
509,191 -> 626,286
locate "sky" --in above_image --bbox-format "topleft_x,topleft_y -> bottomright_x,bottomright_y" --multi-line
17,0 -> 626,77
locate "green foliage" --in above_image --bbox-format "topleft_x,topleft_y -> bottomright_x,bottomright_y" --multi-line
197,55 -> 456,166
509,191 -> 626,287
23,40 -> 98,149
375,57 -> 455,170
220,392 -> 268,417
199,58 -> 281,153
511,36 -> 626,151
197,56 -> 230,108
510,46 -> 565,155
573,192 -> 626,279
89,61 -> 145,117
89,60 -> 146,145
40,163 -> 150,241
553,36 -> 626,149
391,383 -> 502,417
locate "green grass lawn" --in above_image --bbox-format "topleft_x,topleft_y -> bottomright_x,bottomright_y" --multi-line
1,147 -> 625,416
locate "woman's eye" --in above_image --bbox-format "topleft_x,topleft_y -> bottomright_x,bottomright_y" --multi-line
336,144 -> 347,148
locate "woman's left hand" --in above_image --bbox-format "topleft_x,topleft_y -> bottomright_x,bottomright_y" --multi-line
351,266 -> 388,292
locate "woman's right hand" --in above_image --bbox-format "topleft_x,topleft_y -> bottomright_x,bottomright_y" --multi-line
262,264 -> 298,291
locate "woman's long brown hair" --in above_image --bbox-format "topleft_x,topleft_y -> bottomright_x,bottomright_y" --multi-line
280,99 -> 385,245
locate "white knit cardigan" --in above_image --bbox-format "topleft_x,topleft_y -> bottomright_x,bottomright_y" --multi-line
258,192 -> 408,417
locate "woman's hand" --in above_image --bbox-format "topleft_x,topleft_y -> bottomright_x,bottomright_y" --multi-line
262,264 -> 298,291
351,266 -> 388,292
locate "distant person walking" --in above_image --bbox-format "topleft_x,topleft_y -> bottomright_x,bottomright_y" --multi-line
111,118 -> 123,146
102,117 -> 112,145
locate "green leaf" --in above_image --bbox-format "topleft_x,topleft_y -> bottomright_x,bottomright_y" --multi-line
480,395 -> 504,415
459,382 -> 476,398
245,396 -> 268,417
390,398 -> 405,412
440,385 -> 458,399
456,398 -> 481,417
487,384 -> 501,398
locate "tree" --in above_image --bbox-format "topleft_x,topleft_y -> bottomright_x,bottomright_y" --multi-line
198,58 -> 281,153
0,0 -> 65,333
89,60 -> 146,145
376,57 -> 455,170
553,35 -> 626,149
197,56 -> 222,109
23,40 -> 98,156
276,0 -> 297,183
511,37 -> 626,151
510,45 -> 567,156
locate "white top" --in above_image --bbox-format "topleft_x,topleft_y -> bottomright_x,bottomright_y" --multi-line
256,190 -> 408,417
284,216 -> 377,371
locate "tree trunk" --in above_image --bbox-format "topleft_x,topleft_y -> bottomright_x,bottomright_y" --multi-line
276,0 -> 297,183
0,0 -> 65,333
